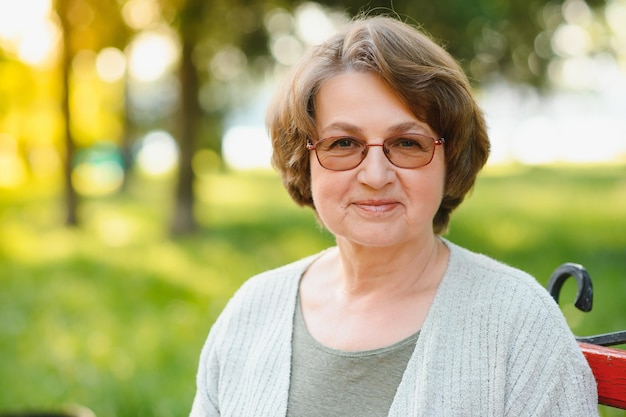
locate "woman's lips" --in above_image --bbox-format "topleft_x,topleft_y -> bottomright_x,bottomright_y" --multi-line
353,200 -> 400,213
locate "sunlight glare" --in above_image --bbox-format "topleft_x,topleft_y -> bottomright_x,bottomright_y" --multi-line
18,19 -> 59,66
510,117 -> 560,165
127,30 -> 179,82
264,8 -> 295,36
136,130 -> 179,176
0,0 -> 57,66
562,0 -> 593,25
552,23 -> 592,57
549,56 -> 598,89
494,105 -> 626,165
270,34 -> 303,66
96,48 -> 127,83
122,0 -> 160,30
606,0 -> 626,58
265,4 -> 344,66
222,126 -> 272,170
0,0 -> 50,39
295,2 -> 339,45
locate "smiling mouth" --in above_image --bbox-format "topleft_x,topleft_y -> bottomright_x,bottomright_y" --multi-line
353,201 -> 399,213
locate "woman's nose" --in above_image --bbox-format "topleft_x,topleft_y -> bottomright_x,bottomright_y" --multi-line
356,145 -> 395,189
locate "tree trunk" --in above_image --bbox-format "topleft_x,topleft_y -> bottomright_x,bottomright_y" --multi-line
119,73 -> 134,192
170,38 -> 199,235
57,0 -> 79,227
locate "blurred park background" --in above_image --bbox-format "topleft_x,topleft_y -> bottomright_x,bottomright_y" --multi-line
0,0 -> 625,416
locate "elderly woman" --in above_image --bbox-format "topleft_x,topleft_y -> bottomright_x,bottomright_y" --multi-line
190,15 -> 598,417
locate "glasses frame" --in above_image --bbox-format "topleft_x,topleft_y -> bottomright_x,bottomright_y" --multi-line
306,134 -> 445,171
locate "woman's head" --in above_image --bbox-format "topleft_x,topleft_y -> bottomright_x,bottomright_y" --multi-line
266,15 -> 490,234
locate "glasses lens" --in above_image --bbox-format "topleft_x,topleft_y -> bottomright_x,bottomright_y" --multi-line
315,137 -> 366,170
384,134 -> 435,168
311,134 -> 439,170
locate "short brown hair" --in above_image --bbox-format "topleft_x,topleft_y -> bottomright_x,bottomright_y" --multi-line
266,15 -> 490,234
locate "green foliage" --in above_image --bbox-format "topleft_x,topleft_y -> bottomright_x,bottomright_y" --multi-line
56,0 -> 131,53
313,0 -> 604,86
0,166 -> 625,416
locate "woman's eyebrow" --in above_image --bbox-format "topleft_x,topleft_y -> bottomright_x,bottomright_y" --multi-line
387,122 -> 428,135
320,121 -> 429,137
320,122 -> 363,136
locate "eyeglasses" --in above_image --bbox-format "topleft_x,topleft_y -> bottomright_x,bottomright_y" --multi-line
307,134 -> 445,171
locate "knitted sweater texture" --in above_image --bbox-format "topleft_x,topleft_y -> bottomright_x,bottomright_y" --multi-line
190,240 -> 598,416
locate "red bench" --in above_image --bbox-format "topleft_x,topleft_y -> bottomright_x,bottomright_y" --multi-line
579,342 -> 626,409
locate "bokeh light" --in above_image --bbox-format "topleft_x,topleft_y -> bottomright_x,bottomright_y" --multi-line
0,0 -> 51,40
210,46 -> 247,81
121,0 -> 161,30
96,47 -> 127,83
265,3 -> 346,67
222,126 -> 272,170
0,0 -> 58,67
269,34 -> 303,66
72,143 -> 125,196
17,19 -> 59,66
127,29 -> 179,82
552,24 -> 592,57
295,2 -> 339,45
135,130 -> 179,176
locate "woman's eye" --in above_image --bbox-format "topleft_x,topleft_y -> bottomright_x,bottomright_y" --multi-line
329,137 -> 360,149
398,139 -> 421,149
400,139 -> 418,148
389,136 -> 427,151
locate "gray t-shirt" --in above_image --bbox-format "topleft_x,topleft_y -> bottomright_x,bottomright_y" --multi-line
286,295 -> 419,417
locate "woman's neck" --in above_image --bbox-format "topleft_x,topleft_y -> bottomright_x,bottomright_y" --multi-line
298,236 -> 450,351
332,234 -> 447,298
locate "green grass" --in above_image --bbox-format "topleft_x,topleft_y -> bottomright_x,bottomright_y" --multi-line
0,164 -> 624,416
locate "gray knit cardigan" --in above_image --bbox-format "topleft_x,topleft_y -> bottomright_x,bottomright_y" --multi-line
190,240 -> 598,416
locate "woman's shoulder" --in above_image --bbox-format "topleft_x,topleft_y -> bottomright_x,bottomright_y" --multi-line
445,240 -> 546,291
432,239 -> 577,347
441,239 -> 562,318
219,249 -> 329,319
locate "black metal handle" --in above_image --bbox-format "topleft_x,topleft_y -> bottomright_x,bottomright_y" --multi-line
547,262 -> 626,347
547,262 -> 593,312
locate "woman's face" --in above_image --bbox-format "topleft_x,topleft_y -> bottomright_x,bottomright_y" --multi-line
310,71 -> 446,249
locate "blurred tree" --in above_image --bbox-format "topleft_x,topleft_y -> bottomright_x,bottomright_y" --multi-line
54,0 -> 131,226
162,0 -> 205,235
56,0 -> 79,226
53,0 -> 610,233
314,0 -> 607,87
157,0 -> 281,235
1,0 -> 616,238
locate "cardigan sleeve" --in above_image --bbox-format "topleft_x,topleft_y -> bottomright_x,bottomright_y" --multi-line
504,338 -> 598,416
384,241 -> 599,417
502,292 -> 598,417
188,256 -> 307,417
189,308 -> 226,417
